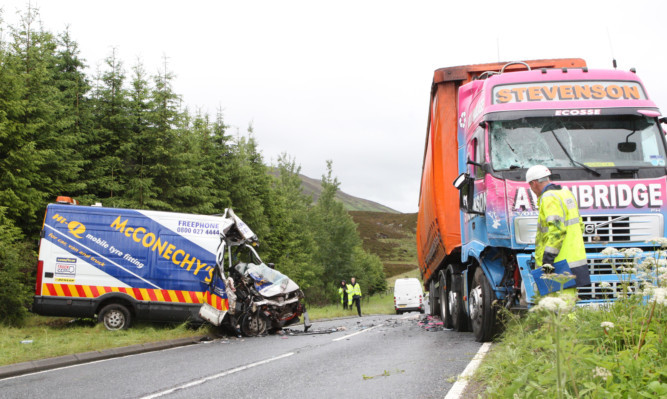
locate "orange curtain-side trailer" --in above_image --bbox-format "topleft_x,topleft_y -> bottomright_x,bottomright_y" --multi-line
416,59 -> 586,286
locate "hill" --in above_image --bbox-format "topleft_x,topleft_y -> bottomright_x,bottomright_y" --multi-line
298,174 -> 399,213
348,211 -> 419,280
270,169 -> 399,213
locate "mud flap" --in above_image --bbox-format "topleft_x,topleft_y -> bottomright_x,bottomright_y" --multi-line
199,302 -> 227,326
199,270 -> 229,326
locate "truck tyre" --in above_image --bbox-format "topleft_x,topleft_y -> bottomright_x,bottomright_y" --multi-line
98,304 -> 131,330
449,273 -> 468,332
429,280 -> 439,317
439,271 -> 453,329
470,268 -> 498,342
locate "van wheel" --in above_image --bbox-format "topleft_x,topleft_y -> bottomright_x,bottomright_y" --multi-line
98,304 -> 131,330
429,280 -> 439,317
470,268 -> 498,342
439,271 -> 453,329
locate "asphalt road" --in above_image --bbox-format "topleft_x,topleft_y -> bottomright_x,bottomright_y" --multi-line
0,313 -> 481,399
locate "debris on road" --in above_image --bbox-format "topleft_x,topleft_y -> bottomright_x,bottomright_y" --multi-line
417,315 -> 449,332
281,326 -> 345,336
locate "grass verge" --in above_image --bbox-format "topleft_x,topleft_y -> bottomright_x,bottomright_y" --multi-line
0,315 -> 206,367
471,296 -> 667,398
307,291 -> 396,320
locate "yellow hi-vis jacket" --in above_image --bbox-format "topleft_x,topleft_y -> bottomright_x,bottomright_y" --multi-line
350,282 -> 361,300
338,285 -> 350,305
535,185 -> 587,274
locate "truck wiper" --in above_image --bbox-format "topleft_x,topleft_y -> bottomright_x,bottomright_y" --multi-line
547,128 -> 601,177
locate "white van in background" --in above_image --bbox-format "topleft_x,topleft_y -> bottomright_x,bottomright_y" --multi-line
393,278 -> 424,314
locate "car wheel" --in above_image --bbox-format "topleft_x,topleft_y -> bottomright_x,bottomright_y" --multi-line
98,304 -> 131,330
470,268 -> 499,342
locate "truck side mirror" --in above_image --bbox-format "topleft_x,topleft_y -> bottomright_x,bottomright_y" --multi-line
453,173 -> 467,189
452,173 -> 483,214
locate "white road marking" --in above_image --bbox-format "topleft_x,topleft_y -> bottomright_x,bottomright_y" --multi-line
140,352 -> 295,399
0,345 -> 188,381
444,342 -> 492,399
332,324 -> 382,342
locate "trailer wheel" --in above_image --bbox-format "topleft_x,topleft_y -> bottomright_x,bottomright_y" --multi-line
439,271 -> 453,329
449,273 -> 468,332
470,268 -> 498,342
429,280 -> 439,317
98,304 -> 131,330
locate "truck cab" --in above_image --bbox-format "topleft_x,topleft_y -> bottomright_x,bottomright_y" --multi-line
417,59 -> 667,341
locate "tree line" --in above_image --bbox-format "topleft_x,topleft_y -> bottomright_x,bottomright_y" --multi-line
0,7 -> 386,325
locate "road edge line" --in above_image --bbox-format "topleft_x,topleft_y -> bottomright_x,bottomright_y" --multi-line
444,342 -> 492,399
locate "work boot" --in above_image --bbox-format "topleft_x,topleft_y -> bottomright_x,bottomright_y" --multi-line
303,310 -> 312,332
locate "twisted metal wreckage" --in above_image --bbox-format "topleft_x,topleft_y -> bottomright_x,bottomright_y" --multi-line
198,209 -> 312,336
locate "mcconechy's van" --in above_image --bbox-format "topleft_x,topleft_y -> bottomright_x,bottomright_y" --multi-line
33,200 -> 227,329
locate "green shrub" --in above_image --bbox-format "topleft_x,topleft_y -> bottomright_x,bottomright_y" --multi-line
0,208 -> 35,326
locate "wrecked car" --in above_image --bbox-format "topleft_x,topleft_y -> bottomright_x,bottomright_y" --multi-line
199,209 -> 311,336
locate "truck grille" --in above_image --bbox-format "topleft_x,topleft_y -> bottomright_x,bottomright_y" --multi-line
588,257 -> 636,275
582,214 -> 663,244
576,281 -> 638,301
514,214 -> 663,245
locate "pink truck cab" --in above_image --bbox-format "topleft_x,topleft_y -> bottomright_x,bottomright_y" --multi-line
418,60 -> 667,341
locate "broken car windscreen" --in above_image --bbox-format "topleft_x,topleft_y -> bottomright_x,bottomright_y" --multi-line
490,115 -> 666,171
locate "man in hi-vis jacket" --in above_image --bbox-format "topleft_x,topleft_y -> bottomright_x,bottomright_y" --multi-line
526,165 -> 591,300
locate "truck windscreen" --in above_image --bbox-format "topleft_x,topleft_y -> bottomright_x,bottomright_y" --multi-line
490,115 -> 666,171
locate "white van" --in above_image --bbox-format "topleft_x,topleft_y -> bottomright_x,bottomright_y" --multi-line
393,278 -> 424,314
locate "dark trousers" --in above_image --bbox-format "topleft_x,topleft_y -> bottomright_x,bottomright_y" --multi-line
352,297 -> 361,316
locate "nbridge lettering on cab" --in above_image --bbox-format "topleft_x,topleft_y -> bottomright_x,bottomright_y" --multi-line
513,183 -> 664,211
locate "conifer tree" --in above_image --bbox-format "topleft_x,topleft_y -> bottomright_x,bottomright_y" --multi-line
120,60 -> 154,208
85,48 -> 131,205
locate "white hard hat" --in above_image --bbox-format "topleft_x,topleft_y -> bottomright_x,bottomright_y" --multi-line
525,165 -> 551,183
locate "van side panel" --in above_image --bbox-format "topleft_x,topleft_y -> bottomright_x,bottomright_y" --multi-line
33,204 -> 227,323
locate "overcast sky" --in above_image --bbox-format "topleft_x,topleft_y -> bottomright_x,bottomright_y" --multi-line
2,0 -> 666,213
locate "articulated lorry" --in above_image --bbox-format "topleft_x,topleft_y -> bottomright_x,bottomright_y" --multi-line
417,59 -> 667,342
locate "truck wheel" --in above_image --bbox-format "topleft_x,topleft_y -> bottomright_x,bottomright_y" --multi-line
449,273 -> 468,332
429,280 -> 439,317
439,271 -> 453,329
470,268 -> 498,342
98,304 -> 131,330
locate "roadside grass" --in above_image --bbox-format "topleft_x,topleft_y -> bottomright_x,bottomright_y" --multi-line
472,292 -> 667,398
307,291 -> 396,320
0,315 -> 206,367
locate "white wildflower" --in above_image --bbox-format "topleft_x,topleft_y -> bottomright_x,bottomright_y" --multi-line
531,297 -> 572,313
601,247 -> 620,256
623,248 -> 643,258
651,287 -> 667,306
640,257 -> 656,269
646,237 -> 667,248
593,366 -> 612,381
599,282 -> 611,288
658,259 -> 667,267
600,321 -> 615,330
